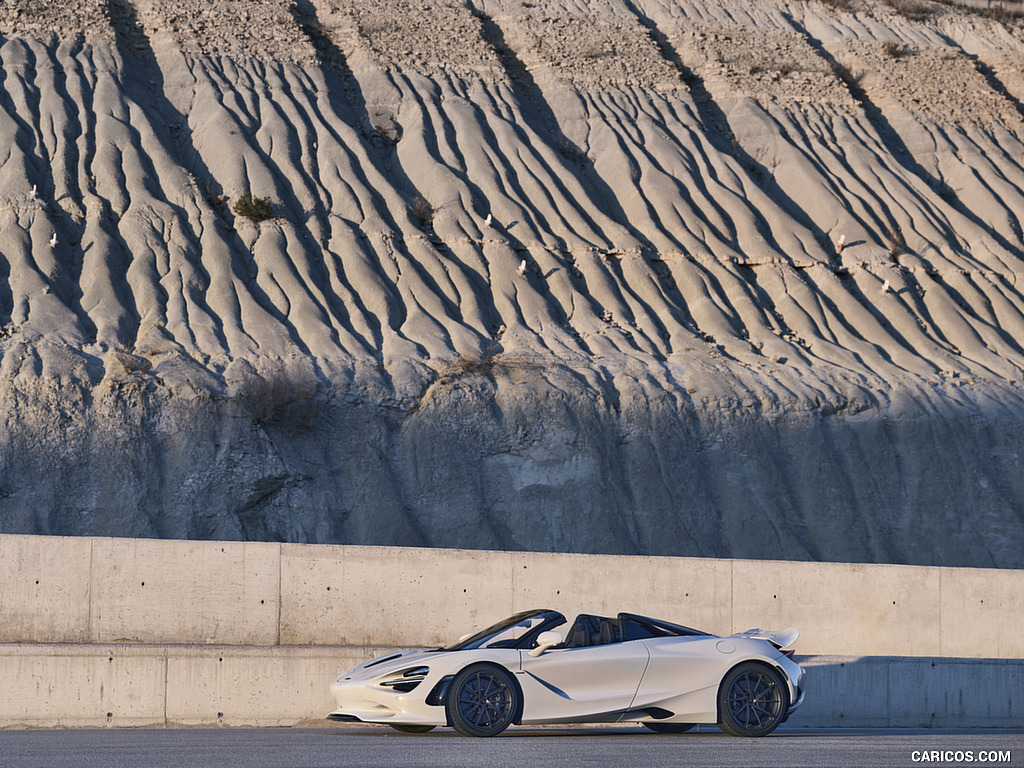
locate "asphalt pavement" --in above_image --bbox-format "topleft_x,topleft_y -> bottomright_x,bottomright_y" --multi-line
0,725 -> 1020,768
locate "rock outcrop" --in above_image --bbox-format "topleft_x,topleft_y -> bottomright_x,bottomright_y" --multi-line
1,0 -> 1022,567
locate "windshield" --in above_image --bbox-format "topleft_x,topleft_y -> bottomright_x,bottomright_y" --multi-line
445,609 -> 565,651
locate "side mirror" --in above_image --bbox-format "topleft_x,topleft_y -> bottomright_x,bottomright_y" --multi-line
458,633 -> 474,643
528,630 -> 563,657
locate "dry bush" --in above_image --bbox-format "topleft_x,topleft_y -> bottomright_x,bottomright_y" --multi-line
934,0 -> 1022,22
410,196 -> 434,228
237,364 -> 321,431
374,122 -> 401,144
881,0 -> 932,21
580,43 -> 611,60
559,138 -> 589,164
204,183 -> 229,209
983,3 -> 1023,23
817,0 -> 856,10
883,40 -> 907,58
887,226 -> 906,258
832,61 -> 864,91
357,18 -> 389,37
439,353 -> 494,384
435,343 -> 503,386
777,60 -> 799,77
113,350 -> 152,378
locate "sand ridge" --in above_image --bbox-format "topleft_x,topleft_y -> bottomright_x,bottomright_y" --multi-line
0,0 -> 1020,382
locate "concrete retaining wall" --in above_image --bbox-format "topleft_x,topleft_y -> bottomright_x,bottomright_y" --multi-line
3,534 -> 1022,656
0,644 -> 1018,729
0,643 -> 376,728
1,534 -> 1022,728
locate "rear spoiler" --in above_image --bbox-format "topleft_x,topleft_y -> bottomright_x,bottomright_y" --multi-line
730,627 -> 799,649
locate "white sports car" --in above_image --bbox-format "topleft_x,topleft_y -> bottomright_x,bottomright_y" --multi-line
327,608 -> 805,737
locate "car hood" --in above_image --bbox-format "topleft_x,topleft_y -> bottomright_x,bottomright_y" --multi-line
341,649 -> 440,679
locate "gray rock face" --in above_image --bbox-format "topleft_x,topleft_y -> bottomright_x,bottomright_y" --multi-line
1,0 -> 1023,567
2,343 -> 1022,568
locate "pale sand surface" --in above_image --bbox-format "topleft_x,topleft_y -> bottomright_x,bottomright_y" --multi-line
0,0 -> 1022,564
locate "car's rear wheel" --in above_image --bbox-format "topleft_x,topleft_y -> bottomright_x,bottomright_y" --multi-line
446,664 -> 519,737
388,724 -> 436,733
717,662 -> 788,737
643,722 -> 696,734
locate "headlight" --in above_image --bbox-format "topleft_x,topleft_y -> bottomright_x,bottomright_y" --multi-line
378,666 -> 430,693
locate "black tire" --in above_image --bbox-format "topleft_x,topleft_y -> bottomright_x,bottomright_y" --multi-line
717,662 -> 788,737
643,722 -> 696,734
446,664 -> 519,737
388,724 -> 436,733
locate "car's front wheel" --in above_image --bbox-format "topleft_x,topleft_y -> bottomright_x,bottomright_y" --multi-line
446,664 -> 519,737
717,662 -> 788,737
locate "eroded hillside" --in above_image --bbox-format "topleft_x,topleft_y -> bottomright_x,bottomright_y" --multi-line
1,0 -> 1023,566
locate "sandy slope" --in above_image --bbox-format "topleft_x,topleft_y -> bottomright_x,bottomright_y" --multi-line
0,0 -> 1022,566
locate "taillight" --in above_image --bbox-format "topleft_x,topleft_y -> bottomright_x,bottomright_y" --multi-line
781,648 -> 795,659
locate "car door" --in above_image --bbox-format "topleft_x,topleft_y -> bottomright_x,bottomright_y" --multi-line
629,636 -> 730,721
517,641 -> 650,723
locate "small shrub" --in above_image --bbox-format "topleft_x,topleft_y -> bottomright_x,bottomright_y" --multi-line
832,62 -> 864,91
410,196 -> 434,228
817,0 -> 855,10
237,363 -> 320,431
580,43 -> 611,60
113,350 -> 153,379
882,0 -> 932,22
204,183 -> 229,209
930,176 -> 956,200
450,353 -> 493,377
374,122 -> 401,144
883,40 -> 907,58
357,18 -> 388,37
558,137 -> 589,164
777,60 -> 799,77
436,342 -> 502,386
981,3 -> 1023,24
887,226 -> 906,258
232,193 -> 274,223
